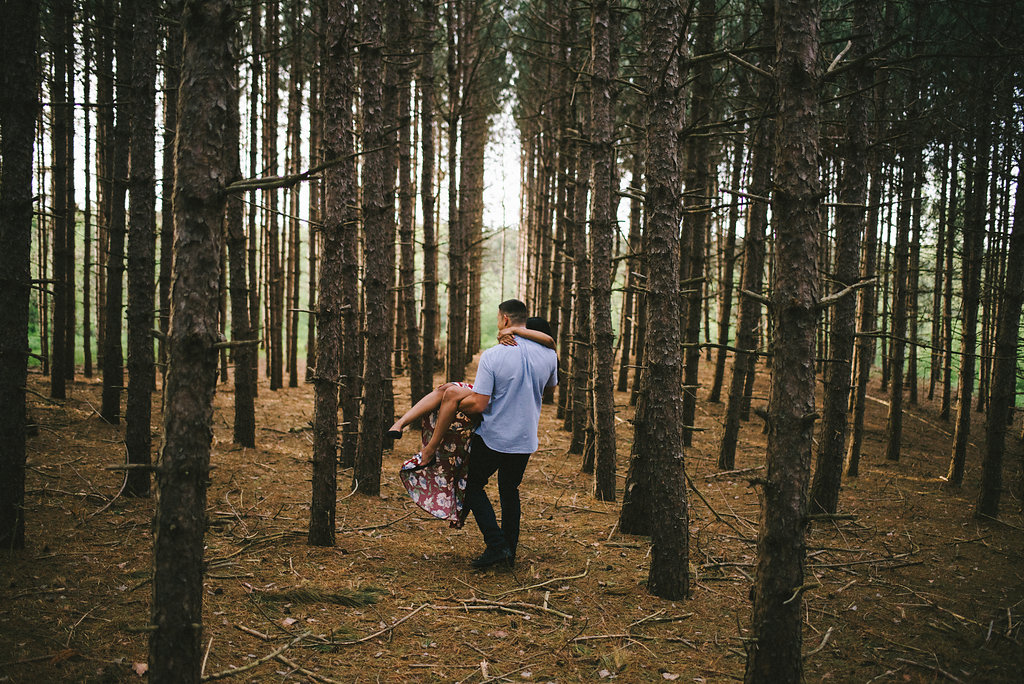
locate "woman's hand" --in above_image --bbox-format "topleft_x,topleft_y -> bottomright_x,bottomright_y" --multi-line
497,326 -> 522,347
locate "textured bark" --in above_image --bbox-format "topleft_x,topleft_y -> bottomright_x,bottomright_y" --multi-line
907,160 -> 923,405
947,104 -> 992,488
976,164 -> 1023,517
226,70 -> 255,449
95,0 -> 114,371
148,1 -> 234,679
418,0 -> 438,402
0,0 -> 41,550
354,0 -> 392,496
101,0 -> 135,423
940,145 -> 959,420
708,135 -> 744,403
247,0 -> 262,399
570,121 -> 591,457
160,2 -> 183,379
125,0 -> 158,497
680,0 -> 715,447
444,0 -> 465,382
265,0 -> 283,391
621,0 -> 688,599
459,110 -> 487,361
49,0 -> 71,400
883,149 -> 915,462
745,0 -> 820,680
559,142 -> 578,426
929,141 -> 949,400
83,21 -> 93,378
309,0 -> 354,546
285,1 -> 304,390
397,4 -> 423,403
589,0 -> 616,501
61,1 -> 76,386
305,2 -> 322,384
719,87 -> 772,470
617,149 -> 643,393
809,0 -> 873,513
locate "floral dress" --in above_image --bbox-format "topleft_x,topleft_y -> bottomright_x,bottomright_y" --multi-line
399,382 -> 473,528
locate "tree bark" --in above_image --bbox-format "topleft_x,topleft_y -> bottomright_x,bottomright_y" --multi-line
0,0 -> 41,550
947,100 -> 993,488
808,0 -> 873,513
148,1 -> 234,679
309,0 -> 355,546
418,0 -> 438,402
976,162 -> 1023,517
745,0 -> 820,679
621,0 -> 688,599
125,0 -> 158,497
589,0 -> 617,501
49,0 -> 71,400
708,135 -> 744,403
101,0 -> 135,423
160,1 -> 183,381
354,0 -> 393,496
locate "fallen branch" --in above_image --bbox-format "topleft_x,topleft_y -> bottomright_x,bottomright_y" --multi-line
803,626 -> 834,658
491,561 -> 590,599
313,604 -> 427,646
201,632 -> 307,681
275,654 -> 342,684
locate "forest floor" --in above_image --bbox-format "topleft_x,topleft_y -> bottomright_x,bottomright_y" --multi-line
2,355 -> 1023,683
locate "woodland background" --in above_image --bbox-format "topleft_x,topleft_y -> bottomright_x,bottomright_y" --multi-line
0,0 -> 1022,682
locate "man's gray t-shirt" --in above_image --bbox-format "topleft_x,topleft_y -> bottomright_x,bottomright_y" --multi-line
472,337 -> 558,454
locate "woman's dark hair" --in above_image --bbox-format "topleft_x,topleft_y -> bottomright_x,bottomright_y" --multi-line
525,316 -> 552,337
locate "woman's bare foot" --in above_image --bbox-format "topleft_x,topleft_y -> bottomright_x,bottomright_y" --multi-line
417,444 -> 438,467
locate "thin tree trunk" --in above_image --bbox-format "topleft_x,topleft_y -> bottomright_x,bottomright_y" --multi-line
929,141 -> 949,400
148,1 -> 234,679
226,68 -> 255,449
49,0 -> 70,400
617,149 -> 643,393
906,155 -> 923,404
160,2 -> 182,382
940,144 -> 958,420
708,134 -> 744,403
83,19 -> 94,378
570,114 -> 592,457
976,162 -> 1023,517
589,0 -> 616,500
286,3 -> 303,389
101,1 -> 135,423
947,102 -> 992,488
266,0 -> 283,391
418,0 -> 438,402
808,0 -> 873,513
62,2 -> 76,385
0,0 -> 41,550
745,0 -> 820,679
95,0 -> 114,371
444,0 -> 465,382
125,0 -> 158,497
247,0 -> 261,398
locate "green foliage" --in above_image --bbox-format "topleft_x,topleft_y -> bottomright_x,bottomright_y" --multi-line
253,584 -> 384,607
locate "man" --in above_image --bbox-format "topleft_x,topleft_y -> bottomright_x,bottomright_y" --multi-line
456,299 -> 558,568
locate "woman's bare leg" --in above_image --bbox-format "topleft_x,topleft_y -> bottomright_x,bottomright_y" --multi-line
418,385 -> 475,464
389,383 -> 455,436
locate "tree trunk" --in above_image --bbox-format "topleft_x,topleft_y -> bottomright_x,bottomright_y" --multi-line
906,157 -> 923,404
680,0 -> 715,448
570,118 -> 591,457
49,0 -> 70,400
309,0 -> 355,546
62,2 -> 76,386
620,0 -> 688,599
617,149 -> 643,393
718,58 -> 772,472
976,162 -> 1023,517
101,0 -> 135,423
95,0 -> 115,372
929,141 -> 949,400
83,19 -> 94,378
247,0 -> 262,399
744,0 -> 820,680
148,1 -> 234,679
286,5 -> 304,390
265,0 -> 283,391
160,2 -> 183,381
708,135 -> 744,403
418,0 -> 438,402
444,0 -> 465,382
0,0 -> 41,550
947,102 -> 992,488
397,9 -> 423,403
125,0 -> 158,497
808,0 -> 873,513
226,68 -> 255,449
940,144 -> 959,420
354,0 -> 392,496
589,0 -> 617,501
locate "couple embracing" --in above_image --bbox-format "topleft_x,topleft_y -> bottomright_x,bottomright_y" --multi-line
389,299 -> 558,569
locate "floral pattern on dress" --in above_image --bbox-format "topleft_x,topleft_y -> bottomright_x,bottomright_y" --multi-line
400,382 -> 474,528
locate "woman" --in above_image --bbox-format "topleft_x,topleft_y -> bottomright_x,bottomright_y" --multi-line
394,318 -> 554,528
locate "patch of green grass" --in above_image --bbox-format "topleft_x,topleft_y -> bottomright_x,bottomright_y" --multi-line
253,585 -> 384,607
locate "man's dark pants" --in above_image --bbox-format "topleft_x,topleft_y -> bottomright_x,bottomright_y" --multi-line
466,434 -> 530,556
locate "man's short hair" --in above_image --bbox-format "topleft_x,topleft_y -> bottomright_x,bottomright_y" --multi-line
498,298 -> 528,324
